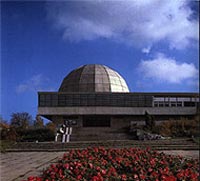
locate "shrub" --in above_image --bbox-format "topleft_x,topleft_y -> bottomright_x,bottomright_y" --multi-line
0,127 -> 18,141
17,128 -> 55,142
158,116 -> 199,137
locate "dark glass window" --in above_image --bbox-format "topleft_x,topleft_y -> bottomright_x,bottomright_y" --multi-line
177,102 -> 182,107
184,102 -> 195,107
39,93 -> 154,107
154,102 -> 158,107
164,103 -> 169,107
83,116 -> 111,127
171,102 -> 176,107
158,102 -> 164,107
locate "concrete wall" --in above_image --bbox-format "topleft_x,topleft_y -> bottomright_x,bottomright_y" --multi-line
38,106 -> 197,116
45,109 -> 197,141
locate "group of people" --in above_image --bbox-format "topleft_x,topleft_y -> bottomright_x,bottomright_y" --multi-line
55,124 -> 72,143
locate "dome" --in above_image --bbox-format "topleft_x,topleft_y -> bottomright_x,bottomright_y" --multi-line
59,64 -> 129,93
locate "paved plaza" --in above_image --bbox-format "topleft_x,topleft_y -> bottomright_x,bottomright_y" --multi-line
0,151 -> 199,181
0,152 -> 65,181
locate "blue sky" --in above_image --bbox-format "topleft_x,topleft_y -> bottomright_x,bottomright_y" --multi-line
1,1 -> 199,122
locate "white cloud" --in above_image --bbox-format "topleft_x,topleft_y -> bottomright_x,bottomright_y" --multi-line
142,46 -> 151,54
46,0 -> 199,49
138,53 -> 198,84
16,74 -> 55,93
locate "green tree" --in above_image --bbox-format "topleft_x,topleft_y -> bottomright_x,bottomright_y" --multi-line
10,112 -> 32,130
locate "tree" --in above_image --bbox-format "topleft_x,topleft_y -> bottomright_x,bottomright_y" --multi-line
45,121 -> 56,132
0,116 -> 18,140
0,116 -> 9,129
10,112 -> 32,130
34,115 -> 44,129
144,111 -> 155,131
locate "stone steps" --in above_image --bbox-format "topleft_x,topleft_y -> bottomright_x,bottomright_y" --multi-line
6,145 -> 199,152
70,132 -> 134,141
5,138 -> 199,152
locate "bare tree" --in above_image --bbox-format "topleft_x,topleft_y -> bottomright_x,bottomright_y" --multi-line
10,112 -> 32,130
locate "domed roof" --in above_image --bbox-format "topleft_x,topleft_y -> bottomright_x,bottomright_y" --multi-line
59,64 -> 129,93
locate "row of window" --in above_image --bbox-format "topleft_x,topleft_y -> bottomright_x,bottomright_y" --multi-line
153,96 -> 198,107
153,97 -> 199,102
154,102 -> 180,107
39,93 -> 198,108
39,93 -> 153,107
154,101 -> 197,107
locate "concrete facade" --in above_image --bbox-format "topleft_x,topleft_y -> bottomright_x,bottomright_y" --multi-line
38,106 -> 197,116
38,64 -> 199,141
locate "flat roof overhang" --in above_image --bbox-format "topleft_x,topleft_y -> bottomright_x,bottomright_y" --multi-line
38,106 -> 197,116
38,92 -> 199,96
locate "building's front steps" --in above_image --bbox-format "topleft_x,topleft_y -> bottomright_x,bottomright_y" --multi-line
5,138 -> 199,152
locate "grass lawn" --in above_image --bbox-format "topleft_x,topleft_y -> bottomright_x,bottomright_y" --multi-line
0,140 -> 15,152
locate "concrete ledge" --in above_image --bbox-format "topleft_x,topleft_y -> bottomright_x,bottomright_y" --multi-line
38,106 -> 197,115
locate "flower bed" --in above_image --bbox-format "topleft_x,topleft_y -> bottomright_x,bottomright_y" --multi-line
24,147 -> 199,181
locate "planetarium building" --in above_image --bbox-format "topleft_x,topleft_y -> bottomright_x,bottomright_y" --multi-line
38,64 -> 199,140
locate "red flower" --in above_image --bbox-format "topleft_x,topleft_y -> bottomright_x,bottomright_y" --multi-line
28,176 -> 35,181
162,175 -> 177,181
133,174 -> 138,179
92,176 -> 99,181
191,172 -> 198,180
151,171 -> 158,178
140,175 -> 145,180
63,163 -> 69,169
121,174 -> 127,180
22,147 -> 199,181
148,167 -> 153,173
150,158 -> 156,167
76,175 -> 82,180
163,167 -> 170,174
89,163 -> 93,169
101,169 -> 106,175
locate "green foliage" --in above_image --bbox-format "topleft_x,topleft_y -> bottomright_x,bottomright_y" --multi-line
144,111 -> 155,132
1,113 -> 56,142
17,128 -> 55,142
0,127 -> 18,141
158,116 -> 199,137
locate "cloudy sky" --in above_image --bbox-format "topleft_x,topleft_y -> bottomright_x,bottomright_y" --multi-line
1,0 -> 199,121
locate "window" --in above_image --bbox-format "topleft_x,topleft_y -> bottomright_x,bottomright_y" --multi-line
177,102 -> 182,107
164,103 -> 169,107
184,102 -> 195,107
154,102 -> 158,107
83,116 -> 111,127
158,102 -> 164,107
171,102 -> 176,107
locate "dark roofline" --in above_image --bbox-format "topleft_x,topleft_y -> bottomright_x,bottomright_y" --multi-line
38,91 -> 199,97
